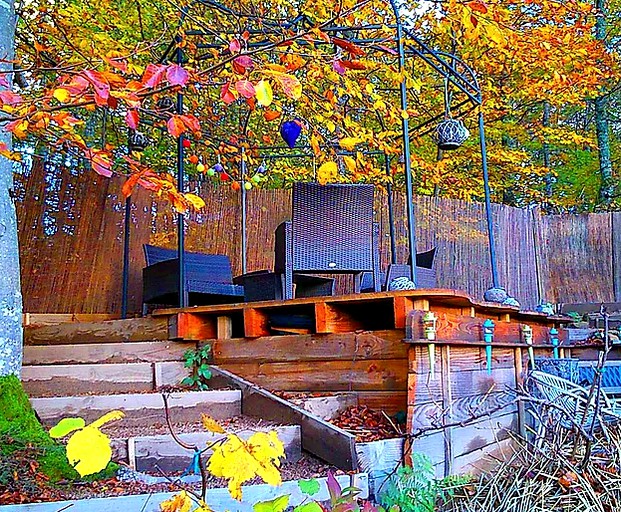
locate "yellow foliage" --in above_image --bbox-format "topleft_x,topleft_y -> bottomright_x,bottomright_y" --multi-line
160,491 -> 193,512
207,431 -> 285,500
317,161 -> 338,185
201,414 -> 226,434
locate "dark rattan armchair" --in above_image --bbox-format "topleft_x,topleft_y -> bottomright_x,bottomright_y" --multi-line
274,182 -> 382,300
142,245 -> 244,312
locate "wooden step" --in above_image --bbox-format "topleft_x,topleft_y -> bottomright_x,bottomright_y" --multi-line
23,341 -> 196,365
22,361 -> 193,396
24,317 -> 169,346
31,390 -> 242,427
111,425 -> 301,472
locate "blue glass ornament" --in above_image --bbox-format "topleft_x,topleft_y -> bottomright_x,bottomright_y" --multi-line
214,163 -> 224,173
280,120 -> 302,149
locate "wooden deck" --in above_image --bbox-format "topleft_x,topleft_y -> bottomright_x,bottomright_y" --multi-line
23,289 -> 571,476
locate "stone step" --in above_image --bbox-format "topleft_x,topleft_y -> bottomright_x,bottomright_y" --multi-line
23,341 -> 196,366
110,425 -> 301,472
22,361 -> 191,396
31,389 -> 242,427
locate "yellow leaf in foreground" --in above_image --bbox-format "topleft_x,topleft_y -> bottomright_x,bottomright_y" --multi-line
202,414 -> 226,434
65,427 -> 112,477
343,156 -> 356,173
184,193 -> 206,211
89,410 -> 125,429
160,491 -> 193,512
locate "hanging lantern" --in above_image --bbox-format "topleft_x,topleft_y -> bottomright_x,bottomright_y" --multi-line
280,120 -> 302,149
483,319 -> 495,375
128,129 -> 149,152
435,118 -> 470,150
156,96 -> 175,114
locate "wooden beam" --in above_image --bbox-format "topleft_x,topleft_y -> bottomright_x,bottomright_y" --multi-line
441,345 -> 453,477
243,308 -> 270,338
168,313 -> 216,340
217,316 -> 233,340
393,296 -> 415,329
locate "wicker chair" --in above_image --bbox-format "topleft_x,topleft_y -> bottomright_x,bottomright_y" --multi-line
142,244 -> 244,312
528,370 -> 621,445
274,182 -> 382,300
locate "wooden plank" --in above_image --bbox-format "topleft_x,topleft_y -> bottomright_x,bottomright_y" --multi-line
209,366 -> 358,471
153,361 -> 190,388
452,438 -> 515,475
23,313 -> 120,326
221,359 -> 408,392
217,316 -> 233,339
450,412 -> 516,459
24,317 -> 169,345
243,308 -> 270,338
393,296 -> 415,329
355,391 -> 407,415
514,347 -> 526,438
410,393 -> 516,429
407,310 -> 553,345
23,341 -> 196,366
315,302 -> 364,333
212,330 -> 407,364
22,363 -> 155,396
131,426 -> 301,472
169,312 -> 216,340
31,389 -> 242,427
441,345 -> 453,476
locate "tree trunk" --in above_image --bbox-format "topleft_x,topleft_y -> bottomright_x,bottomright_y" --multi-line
595,0 -> 614,206
0,0 -> 23,377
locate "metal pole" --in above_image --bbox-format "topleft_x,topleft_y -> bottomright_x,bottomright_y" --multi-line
384,153 -> 397,265
121,196 -> 131,318
390,0 -> 418,285
176,44 -> 187,308
241,148 -> 247,275
478,111 -> 499,288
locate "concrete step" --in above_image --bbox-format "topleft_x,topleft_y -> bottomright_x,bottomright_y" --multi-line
22,361 -> 191,396
23,341 -> 196,365
31,389 -> 242,427
110,424 -> 301,472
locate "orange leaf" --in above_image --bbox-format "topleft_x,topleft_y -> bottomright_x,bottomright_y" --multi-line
467,1 -> 488,13
167,116 -> 186,137
125,110 -> 139,129
221,82 -> 237,105
332,37 -> 365,57
264,110 -> 281,121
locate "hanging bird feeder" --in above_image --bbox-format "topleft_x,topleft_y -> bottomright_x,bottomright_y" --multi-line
435,118 -> 470,150
434,79 -> 470,150
128,129 -> 149,152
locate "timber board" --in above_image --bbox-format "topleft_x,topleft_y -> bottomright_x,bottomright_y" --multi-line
211,330 -> 407,364
220,359 -> 408,392
208,366 -> 358,471
24,317 -> 169,345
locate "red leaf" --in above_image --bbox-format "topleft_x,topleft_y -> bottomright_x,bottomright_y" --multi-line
229,39 -> 241,53
82,70 -> 110,106
125,110 -> 139,129
339,60 -> 366,70
220,82 -> 237,104
142,64 -> 167,88
63,76 -> 90,95
0,75 -> 9,88
467,1 -> 488,13
104,55 -> 128,72
180,114 -> 200,133
166,64 -> 189,86
86,149 -> 113,178
0,90 -> 23,105
235,79 -> 256,99
332,37 -> 365,57
167,116 -> 186,137
233,55 -> 254,72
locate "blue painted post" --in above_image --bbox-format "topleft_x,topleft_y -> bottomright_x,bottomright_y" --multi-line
483,319 -> 495,375
550,327 -> 559,359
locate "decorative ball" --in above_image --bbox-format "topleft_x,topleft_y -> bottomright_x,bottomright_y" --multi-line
535,302 -> 555,315
483,287 -> 509,303
206,168 -> 216,177
251,174 -> 261,184
214,163 -> 224,173
231,181 -> 241,191
388,277 -> 416,291
257,164 -> 267,174
182,139 -> 191,148
189,154 -> 199,164
220,172 -> 230,181
280,120 -> 302,149
502,297 -> 521,308
196,163 -> 205,173
435,118 -> 469,150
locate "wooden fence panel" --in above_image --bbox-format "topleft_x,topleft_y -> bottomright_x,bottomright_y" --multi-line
13,160 -> 620,313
